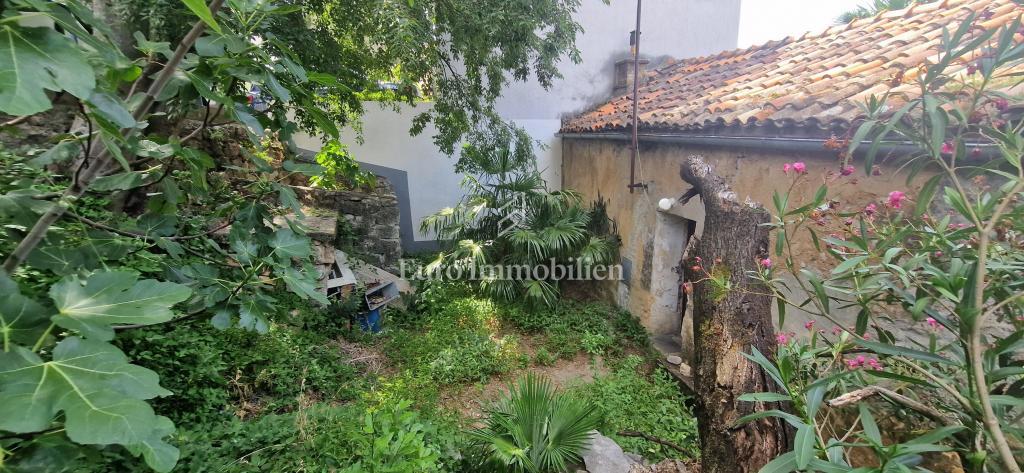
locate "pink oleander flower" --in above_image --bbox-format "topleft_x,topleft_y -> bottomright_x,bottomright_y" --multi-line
941,141 -> 955,155
775,332 -> 789,345
856,355 -> 866,365
760,258 -> 773,269
926,317 -> 939,329
792,162 -> 807,174
804,320 -> 815,330
783,163 -> 792,174
840,165 -> 855,176
867,358 -> 882,370
864,203 -> 878,216
887,191 -> 906,209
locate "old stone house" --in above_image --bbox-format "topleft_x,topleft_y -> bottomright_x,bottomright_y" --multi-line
557,0 -> 1019,356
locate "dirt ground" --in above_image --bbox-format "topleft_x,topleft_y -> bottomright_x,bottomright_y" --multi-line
440,334 -> 611,422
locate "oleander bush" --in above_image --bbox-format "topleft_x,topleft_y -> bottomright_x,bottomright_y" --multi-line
747,12 -> 1024,472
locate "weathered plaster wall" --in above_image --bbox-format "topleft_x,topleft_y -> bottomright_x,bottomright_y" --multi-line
561,138 -> 941,344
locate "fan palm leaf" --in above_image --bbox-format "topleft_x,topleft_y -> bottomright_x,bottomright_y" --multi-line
469,374 -> 600,473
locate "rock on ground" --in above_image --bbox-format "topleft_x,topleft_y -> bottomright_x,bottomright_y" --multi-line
582,431 -> 641,473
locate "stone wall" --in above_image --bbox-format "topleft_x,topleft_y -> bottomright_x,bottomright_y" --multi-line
294,180 -> 402,272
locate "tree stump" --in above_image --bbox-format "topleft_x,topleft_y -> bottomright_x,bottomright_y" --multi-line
678,156 -> 790,473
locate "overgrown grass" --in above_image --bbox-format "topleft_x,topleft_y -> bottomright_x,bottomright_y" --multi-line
116,296 -> 364,425
499,299 -> 651,360
570,355 -> 700,463
384,283 -> 524,384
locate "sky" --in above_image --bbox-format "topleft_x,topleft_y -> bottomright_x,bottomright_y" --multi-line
738,0 -> 868,47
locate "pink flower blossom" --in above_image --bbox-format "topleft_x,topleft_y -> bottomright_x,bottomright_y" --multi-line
887,191 -> 906,209
926,317 -> 939,329
933,251 -> 943,258
941,141 -> 955,155
792,162 -> 807,174
783,163 -> 792,174
775,332 -> 789,345
840,165 -> 855,176
760,258 -> 772,269
804,320 -> 815,330
864,203 -> 878,216
832,326 -> 842,336
867,358 -> 882,370
856,355 -> 866,365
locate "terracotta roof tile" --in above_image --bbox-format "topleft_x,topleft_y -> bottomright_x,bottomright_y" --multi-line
561,0 -> 1022,134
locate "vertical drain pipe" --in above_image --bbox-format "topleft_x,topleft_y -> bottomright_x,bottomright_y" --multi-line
628,0 -> 643,194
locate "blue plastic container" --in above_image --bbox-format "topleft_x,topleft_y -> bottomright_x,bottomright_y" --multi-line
356,308 -> 382,333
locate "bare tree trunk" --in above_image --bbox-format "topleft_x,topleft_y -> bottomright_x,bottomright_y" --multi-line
678,156 -> 790,473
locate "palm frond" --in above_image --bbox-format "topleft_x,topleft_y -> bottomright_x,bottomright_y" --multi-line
523,279 -> 558,307
470,374 -> 600,473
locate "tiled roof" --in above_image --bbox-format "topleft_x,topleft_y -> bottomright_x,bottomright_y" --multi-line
561,0 -> 1023,135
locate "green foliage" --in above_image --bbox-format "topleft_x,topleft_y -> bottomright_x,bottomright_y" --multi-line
835,0 -> 935,24
501,301 -> 650,360
757,12 -> 1024,472
468,374 -> 601,473
0,0 -> 592,469
420,136 -> 617,306
308,140 -> 376,190
387,290 -> 521,384
571,356 -> 699,462
94,400 -> 461,473
580,331 -> 613,357
533,347 -> 557,367
112,0 -> 586,160
0,0 -> 359,467
117,312 -> 363,425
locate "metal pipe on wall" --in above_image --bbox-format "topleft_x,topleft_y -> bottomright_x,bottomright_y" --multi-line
628,0 -> 643,194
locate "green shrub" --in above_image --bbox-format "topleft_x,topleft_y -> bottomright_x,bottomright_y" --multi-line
386,290 -> 520,384
503,301 -> 646,361
580,331 -> 612,357
571,356 -> 699,462
57,400 -> 458,472
117,306 -> 362,424
468,374 -> 601,473
533,347 -> 557,367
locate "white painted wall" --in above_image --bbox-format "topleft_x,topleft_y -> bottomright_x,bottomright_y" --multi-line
294,0 -> 742,244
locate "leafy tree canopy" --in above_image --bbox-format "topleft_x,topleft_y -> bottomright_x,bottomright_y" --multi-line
110,0 -> 586,156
